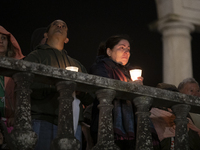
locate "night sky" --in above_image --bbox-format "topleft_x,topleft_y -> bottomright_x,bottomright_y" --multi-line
1,0 -> 200,87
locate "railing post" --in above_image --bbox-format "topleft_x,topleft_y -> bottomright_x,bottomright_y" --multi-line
51,81 -> 80,150
171,104 -> 191,150
9,72 -> 37,150
133,96 -> 153,150
92,89 -> 120,150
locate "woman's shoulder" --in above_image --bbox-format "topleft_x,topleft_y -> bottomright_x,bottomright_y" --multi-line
89,58 -> 114,78
90,60 -> 105,73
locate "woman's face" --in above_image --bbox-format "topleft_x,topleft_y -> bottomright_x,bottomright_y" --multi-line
107,39 -> 130,65
0,33 -> 8,56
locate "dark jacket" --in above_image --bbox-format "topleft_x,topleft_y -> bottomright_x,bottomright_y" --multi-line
90,55 -> 132,82
89,56 -> 135,143
24,44 -> 88,125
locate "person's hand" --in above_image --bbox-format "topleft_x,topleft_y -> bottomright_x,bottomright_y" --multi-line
7,118 -> 14,127
132,77 -> 144,85
168,114 -> 176,127
137,77 -> 143,82
169,126 -> 176,134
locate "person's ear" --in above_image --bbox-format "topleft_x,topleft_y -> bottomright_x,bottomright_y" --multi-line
64,38 -> 69,44
107,48 -> 111,56
44,33 -> 48,38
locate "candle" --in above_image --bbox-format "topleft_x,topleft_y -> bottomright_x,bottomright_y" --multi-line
66,66 -> 79,72
130,69 -> 142,81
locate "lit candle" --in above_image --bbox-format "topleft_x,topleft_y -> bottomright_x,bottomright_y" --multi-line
130,69 -> 142,81
66,66 -> 79,72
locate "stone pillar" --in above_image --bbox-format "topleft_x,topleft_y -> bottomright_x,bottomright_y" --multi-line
133,96 -> 153,150
9,72 -> 37,150
51,81 -> 80,150
171,104 -> 191,150
92,89 -> 120,150
158,21 -> 194,86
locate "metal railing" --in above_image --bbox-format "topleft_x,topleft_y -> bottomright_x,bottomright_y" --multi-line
0,56 -> 200,150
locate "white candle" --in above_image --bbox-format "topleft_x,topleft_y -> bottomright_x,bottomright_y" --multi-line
130,69 -> 142,81
66,66 -> 79,72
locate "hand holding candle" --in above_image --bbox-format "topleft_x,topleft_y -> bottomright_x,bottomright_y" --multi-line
66,66 -> 79,72
130,69 -> 143,85
130,69 -> 142,81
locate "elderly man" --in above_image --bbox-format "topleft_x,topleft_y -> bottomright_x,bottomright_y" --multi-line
150,82 -> 200,150
178,77 -> 200,97
178,77 -> 200,129
25,20 -> 90,150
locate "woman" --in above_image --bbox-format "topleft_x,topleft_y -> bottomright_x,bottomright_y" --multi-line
0,26 -> 24,133
89,35 -> 160,150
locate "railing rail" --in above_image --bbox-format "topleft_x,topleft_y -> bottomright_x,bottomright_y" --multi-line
0,56 -> 199,150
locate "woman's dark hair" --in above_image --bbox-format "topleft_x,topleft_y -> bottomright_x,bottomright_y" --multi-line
6,35 -> 15,57
97,35 -> 131,57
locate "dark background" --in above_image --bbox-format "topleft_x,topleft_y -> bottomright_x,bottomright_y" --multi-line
1,0 -> 200,87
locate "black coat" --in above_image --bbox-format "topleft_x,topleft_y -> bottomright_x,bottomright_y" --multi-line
89,56 -> 134,144
89,56 -> 132,82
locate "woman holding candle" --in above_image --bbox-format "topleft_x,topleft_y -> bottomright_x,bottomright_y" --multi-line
89,35 -> 160,149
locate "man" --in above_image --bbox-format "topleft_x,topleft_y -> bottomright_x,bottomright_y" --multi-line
178,77 -> 200,129
151,82 -> 200,150
25,20 -> 89,150
178,77 -> 200,97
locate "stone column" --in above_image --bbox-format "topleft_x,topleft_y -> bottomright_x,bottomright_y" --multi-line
158,21 -> 194,86
133,96 -> 153,150
51,81 -> 80,150
171,104 -> 191,150
92,89 -> 120,150
9,72 -> 37,150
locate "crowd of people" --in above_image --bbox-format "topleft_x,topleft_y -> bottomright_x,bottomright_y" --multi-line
0,19 -> 200,150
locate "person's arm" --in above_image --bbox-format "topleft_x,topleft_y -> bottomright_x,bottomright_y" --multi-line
76,91 -> 95,106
